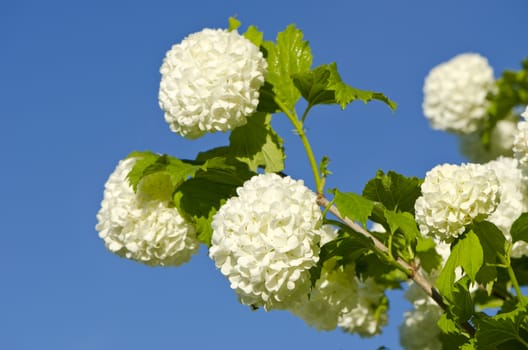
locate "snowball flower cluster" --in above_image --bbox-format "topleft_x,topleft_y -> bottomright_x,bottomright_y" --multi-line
399,281 -> 442,350
96,157 -> 200,266
485,157 -> 528,257
209,173 -> 324,310
513,106 -> 528,172
291,259 -> 359,331
338,277 -> 388,337
459,118 -> 517,162
423,53 -> 495,134
415,163 -> 500,242
159,28 -> 267,139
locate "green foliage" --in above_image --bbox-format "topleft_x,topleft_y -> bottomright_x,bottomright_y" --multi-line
228,16 -> 241,31
437,230 -> 484,299
174,157 -> 255,245
310,230 -> 371,285
362,170 -> 422,213
292,62 -> 396,111
481,57 -> 528,146
511,213 -> 528,243
228,112 -> 285,172
333,189 -> 375,227
262,24 -> 313,111
474,306 -> 528,349
415,236 -> 443,273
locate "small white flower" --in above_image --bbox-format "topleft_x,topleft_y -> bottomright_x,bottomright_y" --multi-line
159,28 -> 267,139
513,106 -> 528,172
423,53 -> 495,134
459,118 -> 517,162
209,173 -> 323,310
415,163 -> 500,242
96,157 -> 199,266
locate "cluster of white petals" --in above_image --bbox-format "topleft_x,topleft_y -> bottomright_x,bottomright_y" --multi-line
338,277 -> 388,337
459,119 -> 517,162
399,281 -> 442,350
159,28 -> 267,139
291,259 -> 358,331
399,303 -> 443,350
415,163 -> 501,242
513,106 -> 528,172
209,173 -> 324,310
96,158 -> 199,266
485,157 -> 528,257
422,53 -> 495,134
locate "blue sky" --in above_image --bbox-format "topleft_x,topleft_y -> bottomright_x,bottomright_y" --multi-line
2,1 -> 527,349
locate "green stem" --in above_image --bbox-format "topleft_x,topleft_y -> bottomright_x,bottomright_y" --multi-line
517,336 -> 528,349
275,97 -> 322,194
502,256 -> 526,307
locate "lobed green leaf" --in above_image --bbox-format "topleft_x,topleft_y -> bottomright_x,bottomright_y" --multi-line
362,170 -> 422,213
333,189 -> 375,227
228,112 -> 285,172
261,24 -> 313,111
437,230 -> 484,299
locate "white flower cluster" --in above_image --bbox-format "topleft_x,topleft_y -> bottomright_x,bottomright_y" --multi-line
399,276 -> 443,350
513,106 -> 528,173
96,157 -> 200,266
209,173 -> 324,310
415,163 -> 501,242
485,157 -> 528,257
423,53 -> 495,134
159,28 -> 267,139
338,277 -> 388,337
291,259 -> 359,331
459,118 -> 517,162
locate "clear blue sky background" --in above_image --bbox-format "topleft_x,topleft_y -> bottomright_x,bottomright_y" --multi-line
2,1 -> 527,349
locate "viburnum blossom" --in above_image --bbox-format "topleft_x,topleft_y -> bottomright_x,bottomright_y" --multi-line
399,302 -> 443,350
513,106 -> 528,173
209,173 -> 323,310
459,119 -> 517,162
95,157 -> 200,266
485,157 -> 528,257
291,258 -> 358,331
415,163 -> 501,242
158,28 -> 267,139
422,53 -> 495,134
338,277 -> 388,337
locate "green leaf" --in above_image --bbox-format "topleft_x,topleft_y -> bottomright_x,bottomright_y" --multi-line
362,170 -> 422,213
243,25 -> 263,47
384,209 -> 420,241
482,57 -> 528,147
261,24 -> 312,111
228,16 -> 241,31
228,112 -> 285,172
333,189 -> 375,227
126,151 -> 160,190
475,306 -> 528,348
472,221 -> 507,288
311,232 -> 370,285
511,212 -> 528,243
450,276 -> 474,322
415,236 -> 443,273
292,62 -> 397,111
473,221 -> 507,260
437,231 -> 484,299
174,158 -> 255,246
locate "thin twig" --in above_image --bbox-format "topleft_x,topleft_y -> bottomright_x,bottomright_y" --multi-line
317,195 -> 476,337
